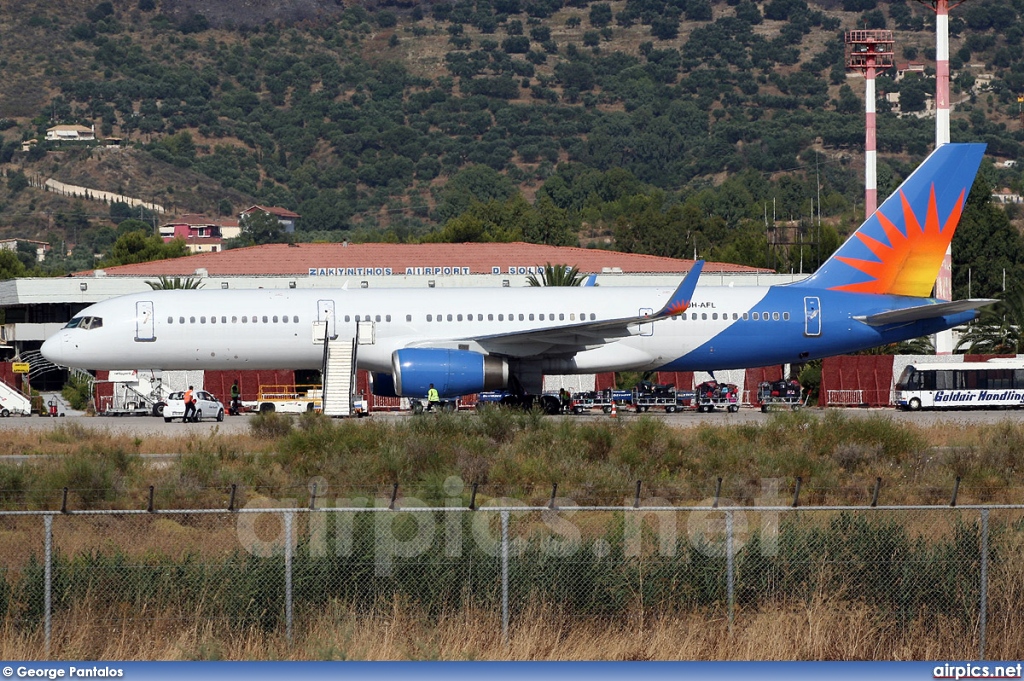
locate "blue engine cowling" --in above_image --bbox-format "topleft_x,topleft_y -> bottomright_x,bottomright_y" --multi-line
370,373 -> 398,398
392,348 -> 508,398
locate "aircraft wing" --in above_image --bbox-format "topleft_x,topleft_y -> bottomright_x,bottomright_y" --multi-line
409,261 -> 704,358
853,299 -> 997,327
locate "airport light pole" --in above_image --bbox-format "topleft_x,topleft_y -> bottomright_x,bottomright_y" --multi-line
845,30 -> 894,219
915,0 -> 971,354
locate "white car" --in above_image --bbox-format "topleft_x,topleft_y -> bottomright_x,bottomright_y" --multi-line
163,390 -> 225,423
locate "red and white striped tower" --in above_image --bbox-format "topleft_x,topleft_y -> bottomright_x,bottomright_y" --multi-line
845,31 -> 894,218
916,0 -> 969,354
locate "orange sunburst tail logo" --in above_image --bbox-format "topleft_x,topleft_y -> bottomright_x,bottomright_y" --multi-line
793,144 -> 985,298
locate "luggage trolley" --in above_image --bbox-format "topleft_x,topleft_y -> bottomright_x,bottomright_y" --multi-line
757,379 -> 804,412
693,380 -> 740,413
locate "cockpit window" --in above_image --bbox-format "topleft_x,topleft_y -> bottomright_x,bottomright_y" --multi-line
64,316 -> 103,330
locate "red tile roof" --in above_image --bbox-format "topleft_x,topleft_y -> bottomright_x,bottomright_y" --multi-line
166,214 -> 240,228
82,242 -> 770,277
240,205 -> 301,219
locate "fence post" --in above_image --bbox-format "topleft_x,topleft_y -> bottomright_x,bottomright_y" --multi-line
980,508 -> 989,660
284,511 -> 293,645
44,514 -> 53,659
501,510 -> 509,646
726,509 -> 734,634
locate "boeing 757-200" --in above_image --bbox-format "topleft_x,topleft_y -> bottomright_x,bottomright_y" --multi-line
41,143 -> 996,403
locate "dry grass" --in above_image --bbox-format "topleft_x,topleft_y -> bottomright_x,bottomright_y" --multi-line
0,597 -> 1009,661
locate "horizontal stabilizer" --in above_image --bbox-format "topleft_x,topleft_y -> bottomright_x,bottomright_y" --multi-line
853,299 -> 997,327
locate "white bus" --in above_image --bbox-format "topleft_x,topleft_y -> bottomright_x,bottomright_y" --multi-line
894,360 -> 1024,410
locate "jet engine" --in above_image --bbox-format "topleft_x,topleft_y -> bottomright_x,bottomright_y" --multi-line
392,348 -> 508,398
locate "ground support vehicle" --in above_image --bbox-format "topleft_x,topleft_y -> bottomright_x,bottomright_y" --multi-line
895,359 -> 1024,411
632,381 -> 695,413
252,384 -> 322,414
632,390 -> 695,413
757,380 -> 804,412
694,381 -> 740,413
584,389 -> 633,414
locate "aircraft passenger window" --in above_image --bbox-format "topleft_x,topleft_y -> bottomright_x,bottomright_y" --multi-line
457,314 -> 463,322
498,314 -> 504,321
701,313 -> 707,320
344,315 -> 350,323
590,314 -> 596,320
222,316 -> 227,324
376,315 -> 381,322
559,313 -> 564,321
539,314 -> 545,321
427,314 -> 432,322
681,313 -> 686,320
529,314 -> 534,321
467,314 -> 473,321
179,317 -> 185,324
232,316 -> 237,323
447,314 -> 453,322
753,313 -> 759,320
733,313 -> 738,320
712,313 -> 718,320
518,314 -> 524,321
488,314 -> 494,321
772,312 -> 780,321
762,311 -> 769,320
783,312 -> 790,321
270,316 -> 277,323
293,316 -> 298,323
406,315 -> 412,322
742,313 -> 749,320
282,316 -> 288,323
386,315 -> 391,322
241,316 -> 247,323
167,317 -> 173,324
190,317 -> 196,323
570,313 -> 575,321
200,316 -> 206,324
211,316 -> 217,324
263,316 -> 269,323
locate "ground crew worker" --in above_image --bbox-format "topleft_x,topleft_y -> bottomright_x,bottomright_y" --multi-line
426,383 -> 441,412
230,381 -> 241,416
183,386 -> 196,422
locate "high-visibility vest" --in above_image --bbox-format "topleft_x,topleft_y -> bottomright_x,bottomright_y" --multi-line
184,390 -> 193,403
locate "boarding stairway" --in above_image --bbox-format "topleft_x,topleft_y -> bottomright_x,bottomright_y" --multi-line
321,338 -> 357,416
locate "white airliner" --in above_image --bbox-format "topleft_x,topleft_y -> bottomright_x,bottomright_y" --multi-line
41,144 -> 996,403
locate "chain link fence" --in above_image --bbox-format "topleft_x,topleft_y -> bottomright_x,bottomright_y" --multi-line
2,501 -> 1022,659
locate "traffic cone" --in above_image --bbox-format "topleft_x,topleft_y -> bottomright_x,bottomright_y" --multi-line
610,400 -> 617,418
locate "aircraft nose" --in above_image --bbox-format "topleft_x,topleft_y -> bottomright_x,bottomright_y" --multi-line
40,333 -> 63,365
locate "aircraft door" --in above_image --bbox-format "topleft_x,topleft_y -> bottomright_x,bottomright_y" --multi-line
315,299 -> 337,343
357,319 -> 375,345
803,297 -> 821,337
638,307 -> 654,336
135,301 -> 155,342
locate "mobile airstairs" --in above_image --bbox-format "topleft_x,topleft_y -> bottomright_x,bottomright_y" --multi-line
316,319 -> 368,417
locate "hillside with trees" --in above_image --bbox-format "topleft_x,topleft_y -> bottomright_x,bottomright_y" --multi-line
0,0 -> 1023,297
